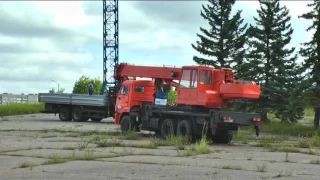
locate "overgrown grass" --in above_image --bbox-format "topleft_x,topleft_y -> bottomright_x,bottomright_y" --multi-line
221,164 -> 243,170
43,148 -> 136,165
304,107 -> 315,117
19,162 -> 36,168
0,103 -> 44,116
122,131 -> 140,140
177,137 -> 210,156
261,121 -> 320,137
151,135 -> 191,149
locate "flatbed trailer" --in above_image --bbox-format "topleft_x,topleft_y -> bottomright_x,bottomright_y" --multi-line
38,93 -> 113,122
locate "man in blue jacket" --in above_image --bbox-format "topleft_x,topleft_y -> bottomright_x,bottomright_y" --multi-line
88,81 -> 94,95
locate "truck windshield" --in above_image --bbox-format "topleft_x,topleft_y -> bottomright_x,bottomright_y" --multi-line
200,70 -> 212,85
120,86 -> 129,95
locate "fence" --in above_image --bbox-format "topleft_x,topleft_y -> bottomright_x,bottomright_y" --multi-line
0,94 -> 39,105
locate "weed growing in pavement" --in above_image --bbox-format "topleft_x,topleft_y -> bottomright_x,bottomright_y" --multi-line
78,139 -> 90,150
96,139 -> 124,147
177,137 -> 210,157
256,163 -> 268,172
43,148 -> 136,165
19,162 -> 36,168
63,146 -> 77,150
273,169 -> 293,178
122,131 -> 140,140
137,141 -> 158,149
221,164 -> 243,170
232,131 -> 248,144
309,159 -> 320,164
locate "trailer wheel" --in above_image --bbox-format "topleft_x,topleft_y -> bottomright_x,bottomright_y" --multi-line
120,115 -> 134,132
160,118 -> 176,139
59,107 -> 72,121
212,130 -> 233,144
91,118 -> 103,122
72,107 -> 85,122
177,120 -> 193,139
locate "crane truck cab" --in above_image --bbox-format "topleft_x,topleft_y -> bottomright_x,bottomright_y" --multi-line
114,80 -> 156,125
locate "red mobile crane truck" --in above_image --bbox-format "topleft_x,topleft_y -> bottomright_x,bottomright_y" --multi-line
39,63 -> 262,143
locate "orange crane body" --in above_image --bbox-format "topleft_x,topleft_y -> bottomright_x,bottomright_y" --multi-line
113,63 -> 260,125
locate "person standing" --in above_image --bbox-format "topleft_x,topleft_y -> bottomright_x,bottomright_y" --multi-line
88,80 -> 94,95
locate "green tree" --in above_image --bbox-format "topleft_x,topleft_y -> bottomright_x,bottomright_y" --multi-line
298,0 -> 320,127
244,0 -> 303,122
191,0 -> 247,76
167,87 -> 178,105
49,87 -> 65,94
72,75 -> 102,95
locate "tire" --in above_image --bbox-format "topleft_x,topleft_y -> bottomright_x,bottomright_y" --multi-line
59,107 -> 72,121
72,107 -> 85,122
120,115 -> 134,132
91,118 -> 103,122
160,118 -> 176,139
177,120 -> 193,138
212,130 -> 233,144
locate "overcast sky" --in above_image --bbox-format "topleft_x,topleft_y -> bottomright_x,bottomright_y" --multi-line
0,1 -> 313,94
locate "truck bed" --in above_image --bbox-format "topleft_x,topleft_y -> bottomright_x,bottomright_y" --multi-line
38,93 -> 108,107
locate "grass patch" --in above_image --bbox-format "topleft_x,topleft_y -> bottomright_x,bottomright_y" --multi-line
96,139 -> 124,147
221,164 -> 243,170
78,139 -> 90,150
0,103 -> 44,116
256,163 -> 268,172
137,141 -> 158,149
309,159 -> 320,164
63,146 -> 77,150
304,107 -> 315,117
261,121 -> 320,137
43,148 -> 136,165
273,169 -> 293,178
122,131 -> 140,140
151,135 -> 191,150
19,162 -> 36,168
232,131 -> 248,144
177,137 -> 210,156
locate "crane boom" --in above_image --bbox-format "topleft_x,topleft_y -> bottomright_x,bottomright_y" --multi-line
114,63 -> 182,81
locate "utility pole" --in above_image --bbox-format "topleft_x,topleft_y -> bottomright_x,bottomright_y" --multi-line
51,79 -> 60,92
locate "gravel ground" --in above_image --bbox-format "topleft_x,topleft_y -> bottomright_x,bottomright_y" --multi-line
0,113 -> 319,180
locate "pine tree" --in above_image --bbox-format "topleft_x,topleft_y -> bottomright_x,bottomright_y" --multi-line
191,0 -> 247,72
245,0 -> 303,122
298,0 -> 320,128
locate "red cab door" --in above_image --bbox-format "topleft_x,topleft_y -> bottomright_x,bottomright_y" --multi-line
178,68 -> 198,105
116,85 -> 130,112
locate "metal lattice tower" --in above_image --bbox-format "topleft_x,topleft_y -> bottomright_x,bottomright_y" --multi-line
101,0 -> 119,95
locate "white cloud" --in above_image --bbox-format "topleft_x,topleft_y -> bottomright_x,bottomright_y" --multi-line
242,1 -> 311,19
0,1 -> 316,95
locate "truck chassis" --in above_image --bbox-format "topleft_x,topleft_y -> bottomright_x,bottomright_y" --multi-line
120,104 -> 262,143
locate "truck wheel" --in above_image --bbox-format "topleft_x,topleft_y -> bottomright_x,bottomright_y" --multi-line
59,107 -> 72,121
120,115 -> 134,132
177,120 -> 193,139
160,118 -> 176,139
72,107 -> 85,122
212,130 -> 233,144
91,118 -> 103,122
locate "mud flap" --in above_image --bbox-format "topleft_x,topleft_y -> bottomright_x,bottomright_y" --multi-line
255,125 -> 261,137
